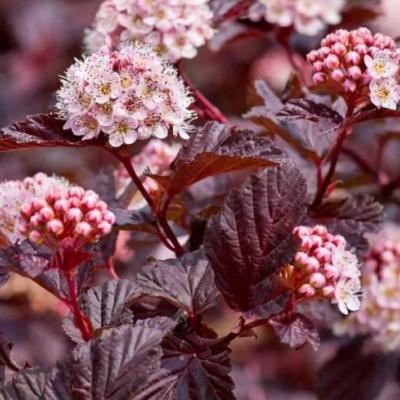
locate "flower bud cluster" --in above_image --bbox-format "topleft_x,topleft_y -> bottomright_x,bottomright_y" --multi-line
336,225 -> 400,351
56,44 -> 195,147
115,139 -> 179,200
292,225 -> 361,315
84,0 -> 215,62
18,185 -> 115,249
0,173 -> 70,245
308,28 -> 400,109
249,0 -> 344,36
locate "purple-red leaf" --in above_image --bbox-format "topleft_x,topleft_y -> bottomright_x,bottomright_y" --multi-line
0,113 -> 99,152
204,163 -> 307,311
312,194 -> 385,252
269,312 -> 320,351
150,122 -> 284,199
135,333 -> 235,400
133,249 -> 220,316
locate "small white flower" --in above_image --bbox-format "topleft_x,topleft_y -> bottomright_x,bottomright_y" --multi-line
103,115 -> 138,147
365,50 -> 399,79
332,245 -> 360,279
369,77 -> 400,110
64,115 -> 101,140
264,0 -> 294,27
335,278 -> 361,315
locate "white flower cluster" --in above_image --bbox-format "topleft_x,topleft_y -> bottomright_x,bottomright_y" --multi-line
84,0 -> 215,62
335,225 -> 400,351
365,50 -> 400,110
56,44 -> 195,147
0,173 -> 70,245
249,0 -> 345,36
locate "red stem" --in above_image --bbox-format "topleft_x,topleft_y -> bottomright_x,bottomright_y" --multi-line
180,72 -> 228,124
114,152 -> 184,256
311,124 -> 351,210
65,271 -> 92,341
107,258 -> 119,280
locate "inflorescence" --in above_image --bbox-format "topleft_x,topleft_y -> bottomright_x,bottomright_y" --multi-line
84,0 -> 215,62
56,44 -> 195,147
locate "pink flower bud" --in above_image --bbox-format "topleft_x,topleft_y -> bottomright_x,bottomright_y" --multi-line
325,54 -> 340,69
20,203 -> 33,218
314,247 -> 331,263
103,210 -> 116,225
96,200 -> 108,212
312,225 -> 328,236
313,73 -> 327,84
298,284 -> 315,298
309,272 -> 326,288
332,235 -> 346,247
343,79 -> 356,92
293,226 -> 309,238
97,221 -> 112,235
81,196 -> 97,210
40,207 -> 55,221
300,236 -> 313,251
86,209 -> 102,223
331,69 -> 344,82
333,42 -> 346,56
29,230 -> 42,243
32,198 -> 47,211
381,250 -> 395,263
69,187 -> 85,198
320,46 -> 331,56
348,65 -> 362,80
46,219 -> 64,236
54,199 -> 69,213
305,256 -> 320,273
322,285 -> 335,297
76,221 -> 92,236
323,264 -> 340,280
29,214 -> 42,227
310,235 -> 323,248
345,51 -> 361,65
307,50 -> 319,62
294,251 -> 308,266
69,197 -> 81,208
324,242 -> 337,252
313,61 -> 324,72
355,44 -> 368,55
67,208 -> 83,222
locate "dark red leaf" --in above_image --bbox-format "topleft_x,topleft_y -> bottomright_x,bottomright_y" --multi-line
133,249 -> 220,316
0,113 -> 99,152
134,332 -> 235,400
204,163 -> 307,311
150,122 -> 284,199
312,194 -> 385,252
269,312 -> 320,351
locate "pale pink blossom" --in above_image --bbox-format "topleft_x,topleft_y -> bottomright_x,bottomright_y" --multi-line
369,78 -> 400,110
364,50 -> 399,79
56,44 -> 195,147
250,0 -> 344,36
84,0 -> 215,62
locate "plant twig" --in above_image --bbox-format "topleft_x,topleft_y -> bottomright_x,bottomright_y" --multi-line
65,271 -> 92,341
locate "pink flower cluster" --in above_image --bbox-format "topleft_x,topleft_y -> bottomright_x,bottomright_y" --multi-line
84,0 -> 215,62
308,28 -> 400,109
19,185 -> 115,249
56,44 -> 195,148
249,0 -> 344,36
293,225 -> 361,315
115,139 -> 179,202
336,225 -> 400,351
0,173 -> 70,245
